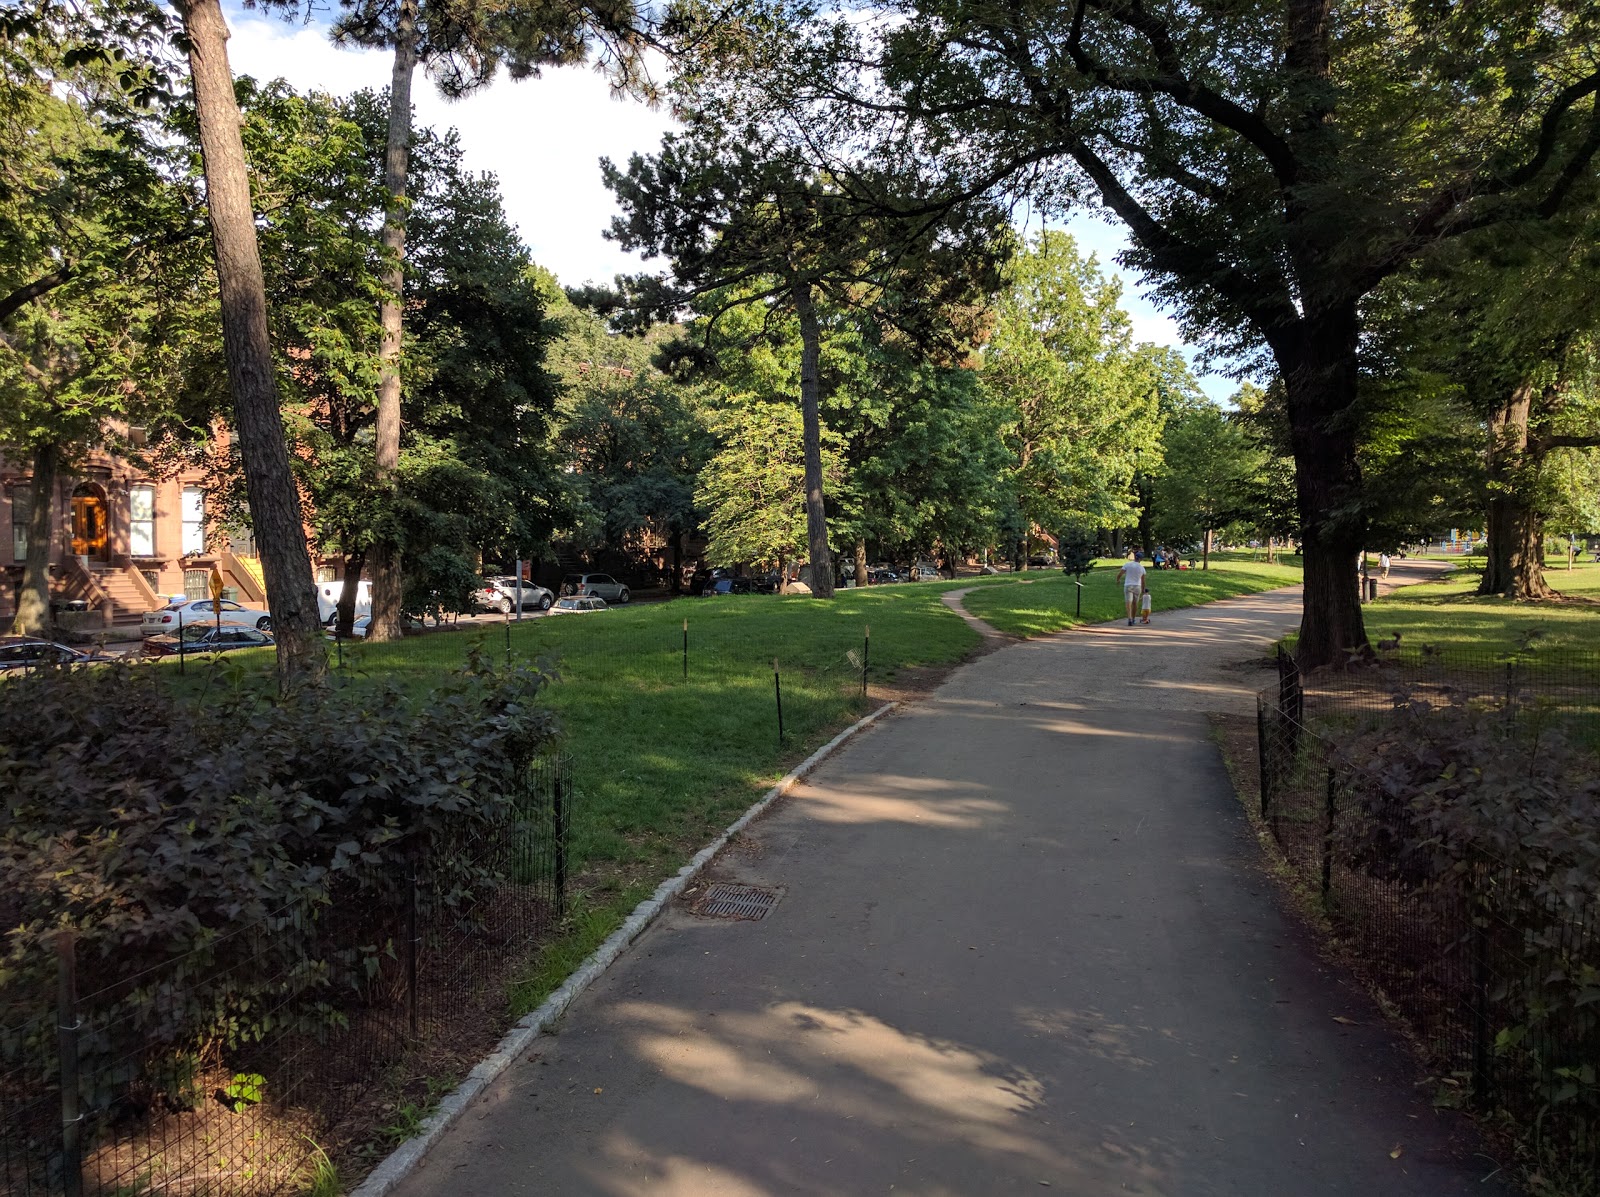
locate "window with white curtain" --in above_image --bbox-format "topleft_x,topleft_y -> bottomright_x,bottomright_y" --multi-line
181,487 -> 205,555
11,485 -> 28,562
130,484 -> 156,556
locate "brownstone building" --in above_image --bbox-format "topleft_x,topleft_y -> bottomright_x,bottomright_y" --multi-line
1,444 -> 334,630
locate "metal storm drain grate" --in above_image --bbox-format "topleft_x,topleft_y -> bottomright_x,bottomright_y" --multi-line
690,883 -> 783,921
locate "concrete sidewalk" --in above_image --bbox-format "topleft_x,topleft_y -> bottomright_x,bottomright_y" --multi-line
392,574 -> 1502,1196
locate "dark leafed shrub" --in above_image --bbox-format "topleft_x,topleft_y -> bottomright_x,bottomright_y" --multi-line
1334,692 -> 1600,1130
0,652 -> 558,1088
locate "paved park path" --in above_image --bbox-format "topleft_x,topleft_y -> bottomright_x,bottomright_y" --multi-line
394,561 -> 1505,1196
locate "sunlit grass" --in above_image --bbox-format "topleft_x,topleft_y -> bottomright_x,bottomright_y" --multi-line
961,553 -> 1302,638
1364,561 -> 1600,657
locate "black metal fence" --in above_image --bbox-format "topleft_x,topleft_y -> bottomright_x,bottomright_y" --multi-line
1258,651 -> 1599,1169
0,756 -> 571,1197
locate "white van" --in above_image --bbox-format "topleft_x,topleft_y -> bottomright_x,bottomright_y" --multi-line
317,580 -> 372,624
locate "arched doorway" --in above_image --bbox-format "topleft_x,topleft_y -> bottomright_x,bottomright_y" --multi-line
70,483 -> 110,561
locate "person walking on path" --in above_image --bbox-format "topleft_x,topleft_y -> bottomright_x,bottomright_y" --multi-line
1380,552 -> 1391,579
1117,551 -> 1147,625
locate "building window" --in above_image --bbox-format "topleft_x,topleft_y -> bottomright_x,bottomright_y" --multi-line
10,484 -> 28,562
140,569 -> 161,593
183,569 -> 209,600
315,566 -> 337,583
181,487 -> 205,555
130,484 -> 156,556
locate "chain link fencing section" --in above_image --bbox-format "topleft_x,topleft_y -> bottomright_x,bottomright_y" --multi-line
1257,649 -> 1598,1172
0,757 -> 571,1197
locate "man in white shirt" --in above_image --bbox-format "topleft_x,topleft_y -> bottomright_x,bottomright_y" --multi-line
1379,552 -> 1391,579
1117,552 -> 1147,626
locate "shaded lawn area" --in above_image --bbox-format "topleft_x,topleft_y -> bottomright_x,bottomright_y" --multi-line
961,552 -> 1303,639
1362,561 -> 1600,657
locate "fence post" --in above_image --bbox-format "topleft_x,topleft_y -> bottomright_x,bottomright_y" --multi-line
1256,698 -> 1271,819
405,854 -> 419,1040
773,658 -> 784,746
862,625 -> 869,700
56,931 -> 83,1197
1321,766 -> 1336,905
1469,874 -> 1492,1105
177,606 -> 185,677
505,618 -> 512,667
552,766 -> 568,919
682,618 -> 688,681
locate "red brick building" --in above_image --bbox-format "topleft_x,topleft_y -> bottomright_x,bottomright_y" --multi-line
1,444 -> 335,630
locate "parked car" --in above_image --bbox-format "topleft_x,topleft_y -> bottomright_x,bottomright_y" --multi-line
476,576 -> 555,614
142,625 -> 275,657
317,580 -> 371,624
143,597 -> 272,636
549,595 -> 609,614
327,615 -> 426,639
701,577 -> 757,596
866,565 -> 903,585
0,636 -> 102,672
558,573 -> 630,604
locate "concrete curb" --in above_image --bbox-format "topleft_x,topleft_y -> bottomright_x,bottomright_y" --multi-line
348,701 -> 898,1197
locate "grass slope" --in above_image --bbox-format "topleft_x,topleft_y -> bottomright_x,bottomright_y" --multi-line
962,553 -> 1303,638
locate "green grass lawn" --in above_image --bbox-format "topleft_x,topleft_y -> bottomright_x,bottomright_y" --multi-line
1363,560 -> 1600,656
961,551 -> 1303,638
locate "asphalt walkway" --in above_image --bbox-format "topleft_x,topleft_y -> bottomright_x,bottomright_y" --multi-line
393,564 -> 1503,1196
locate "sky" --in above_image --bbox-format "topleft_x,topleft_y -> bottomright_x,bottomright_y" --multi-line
222,5 -> 1234,400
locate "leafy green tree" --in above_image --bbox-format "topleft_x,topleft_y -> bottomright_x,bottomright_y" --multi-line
694,398 -> 844,584
1151,404 -> 1261,568
981,232 -> 1162,565
297,0 -> 651,640
545,289 -> 710,586
0,7 -> 197,634
604,110 -> 1006,597
743,0 -> 1600,665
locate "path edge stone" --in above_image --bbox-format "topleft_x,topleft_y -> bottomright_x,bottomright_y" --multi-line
348,700 -> 899,1197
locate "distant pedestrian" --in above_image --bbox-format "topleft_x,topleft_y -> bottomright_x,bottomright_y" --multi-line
1140,587 -> 1152,625
1117,552 -> 1147,626
1379,552 -> 1391,579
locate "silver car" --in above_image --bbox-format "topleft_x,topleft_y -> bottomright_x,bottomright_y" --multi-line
478,577 -> 555,613
558,573 -> 630,604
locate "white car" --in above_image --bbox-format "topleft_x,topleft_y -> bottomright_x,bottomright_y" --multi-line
549,595 -> 608,614
143,598 -> 272,636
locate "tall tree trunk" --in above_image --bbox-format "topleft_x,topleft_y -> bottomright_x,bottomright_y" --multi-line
180,0 -> 324,689
670,529 -> 683,594
776,551 -> 789,595
11,441 -> 58,636
335,549 -> 366,638
1202,527 -> 1212,570
1265,535 -> 1276,564
1137,477 -> 1155,558
1478,382 -> 1555,600
1280,310 -> 1367,669
854,538 -> 868,587
791,279 -> 833,597
368,1 -> 420,642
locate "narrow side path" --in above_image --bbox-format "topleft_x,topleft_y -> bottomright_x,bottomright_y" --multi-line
939,584 -> 1008,639
392,574 -> 1499,1197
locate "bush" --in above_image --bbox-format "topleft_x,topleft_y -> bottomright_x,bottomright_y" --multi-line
0,652 -> 558,1094
1334,691 -> 1600,1138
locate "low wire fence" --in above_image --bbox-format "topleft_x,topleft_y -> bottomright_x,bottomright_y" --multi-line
1258,649 -> 1599,1169
0,756 -> 571,1197
327,603 -> 878,745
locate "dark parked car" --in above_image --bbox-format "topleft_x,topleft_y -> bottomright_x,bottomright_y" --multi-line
701,577 -> 757,596
0,636 -> 101,672
142,626 -> 275,657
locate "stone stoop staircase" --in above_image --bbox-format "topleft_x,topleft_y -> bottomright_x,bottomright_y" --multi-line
91,566 -> 154,627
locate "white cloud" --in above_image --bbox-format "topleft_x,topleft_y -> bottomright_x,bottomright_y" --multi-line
223,5 -> 677,289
